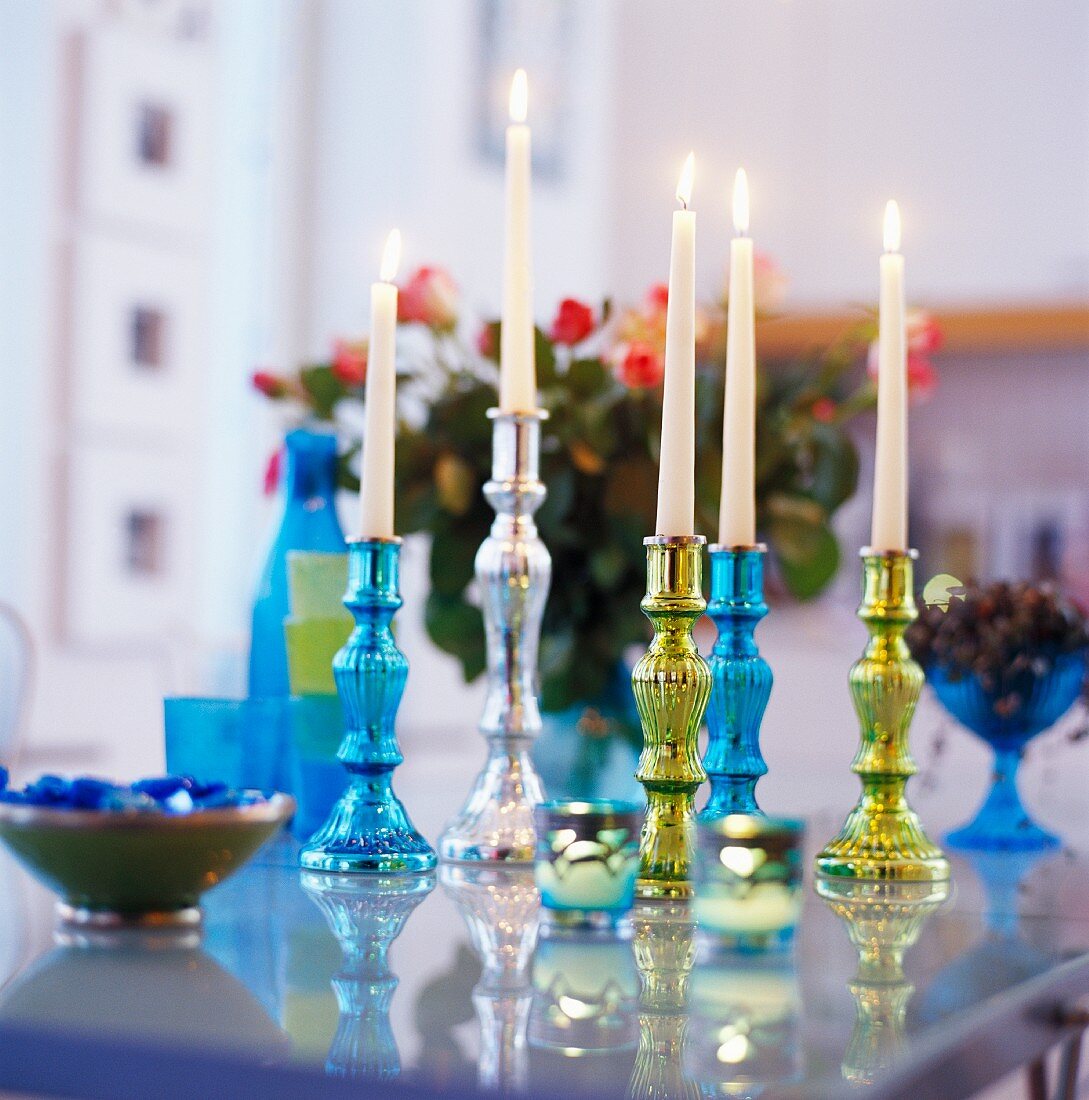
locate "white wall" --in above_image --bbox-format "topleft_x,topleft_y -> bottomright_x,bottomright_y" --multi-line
299,0 -> 619,351
607,0 -> 1089,306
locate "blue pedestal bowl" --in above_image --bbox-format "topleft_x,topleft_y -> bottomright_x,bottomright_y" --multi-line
928,649 -> 1086,852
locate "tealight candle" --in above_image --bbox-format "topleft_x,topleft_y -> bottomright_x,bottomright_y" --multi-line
693,814 -> 805,953
533,799 -> 642,933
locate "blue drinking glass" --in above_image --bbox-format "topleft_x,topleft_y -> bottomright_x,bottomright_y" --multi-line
164,697 -> 290,794
928,648 -> 1087,851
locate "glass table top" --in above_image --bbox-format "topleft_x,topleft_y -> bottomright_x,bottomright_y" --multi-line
2,815 -> 1089,1100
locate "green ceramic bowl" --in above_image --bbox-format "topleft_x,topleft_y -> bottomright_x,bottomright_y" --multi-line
0,794 -> 295,925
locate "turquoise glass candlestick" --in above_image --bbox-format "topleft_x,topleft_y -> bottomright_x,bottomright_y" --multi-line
699,545 -> 772,820
300,538 -> 436,874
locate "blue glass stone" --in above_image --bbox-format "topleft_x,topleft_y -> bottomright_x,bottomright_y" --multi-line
133,776 -> 187,801
69,778 -> 118,809
0,773 -> 272,813
0,766 -> 8,791
27,776 -> 71,806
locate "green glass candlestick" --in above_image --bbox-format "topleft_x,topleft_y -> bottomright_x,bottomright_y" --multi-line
632,536 -> 711,899
816,550 -> 949,882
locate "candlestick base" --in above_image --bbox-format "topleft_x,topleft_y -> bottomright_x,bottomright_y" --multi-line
815,550 -> 949,882
299,539 -> 436,875
440,411 -> 551,865
699,545 -> 771,821
633,536 -> 711,900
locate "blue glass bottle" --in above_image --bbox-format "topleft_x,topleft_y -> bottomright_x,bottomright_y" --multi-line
248,427 -> 346,698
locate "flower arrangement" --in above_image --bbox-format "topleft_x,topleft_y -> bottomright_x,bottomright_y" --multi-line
253,261 -> 941,712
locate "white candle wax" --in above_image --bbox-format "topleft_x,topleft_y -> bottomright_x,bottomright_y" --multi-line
719,169 -> 756,546
655,155 -> 696,537
871,200 -> 908,552
499,69 -> 536,413
358,231 -> 400,539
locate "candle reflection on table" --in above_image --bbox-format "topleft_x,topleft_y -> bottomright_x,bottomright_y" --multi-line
685,953 -> 802,1098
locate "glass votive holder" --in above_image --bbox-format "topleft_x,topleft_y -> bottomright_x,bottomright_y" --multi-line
533,800 -> 642,935
164,696 -> 290,794
693,814 -> 805,954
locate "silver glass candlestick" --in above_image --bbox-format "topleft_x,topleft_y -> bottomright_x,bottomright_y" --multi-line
440,410 -> 551,864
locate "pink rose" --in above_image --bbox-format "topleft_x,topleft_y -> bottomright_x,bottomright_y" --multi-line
263,447 -> 283,496
811,397 -> 837,423
549,298 -> 596,346
616,341 -> 665,389
907,355 -> 938,403
331,339 -> 368,387
398,265 -> 458,330
252,370 -> 289,399
752,252 -> 788,313
907,309 -> 944,355
866,308 -> 943,405
644,283 -> 669,315
476,322 -> 497,360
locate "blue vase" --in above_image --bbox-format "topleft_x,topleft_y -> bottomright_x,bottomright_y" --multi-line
929,649 -> 1087,851
248,427 -> 347,699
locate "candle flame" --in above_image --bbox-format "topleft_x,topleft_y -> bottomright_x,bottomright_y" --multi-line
676,152 -> 694,209
380,229 -> 401,283
509,69 -> 528,123
883,199 -> 901,253
732,168 -> 749,235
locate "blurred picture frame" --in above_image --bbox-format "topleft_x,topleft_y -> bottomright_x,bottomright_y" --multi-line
69,231 -> 204,441
64,442 -> 194,648
475,0 -> 572,178
77,24 -> 213,237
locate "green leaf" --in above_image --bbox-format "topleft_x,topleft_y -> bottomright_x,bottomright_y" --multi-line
765,512 -> 840,600
534,327 -> 558,388
298,365 -> 344,421
566,358 -> 611,398
429,528 -> 478,597
806,424 -> 860,512
424,593 -> 485,681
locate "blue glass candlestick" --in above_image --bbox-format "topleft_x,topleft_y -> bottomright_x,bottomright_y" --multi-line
699,545 -> 772,821
300,538 -> 436,874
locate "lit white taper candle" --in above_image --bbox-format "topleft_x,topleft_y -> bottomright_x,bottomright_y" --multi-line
719,168 -> 756,547
358,229 -> 401,539
499,68 -> 536,413
870,200 -> 908,551
655,153 -> 697,537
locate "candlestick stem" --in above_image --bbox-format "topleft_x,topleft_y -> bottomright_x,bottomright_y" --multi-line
816,550 -> 949,881
700,545 -> 771,819
633,536 -> 711,899
300,539 -> 436,874
440,411 -> 550,863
